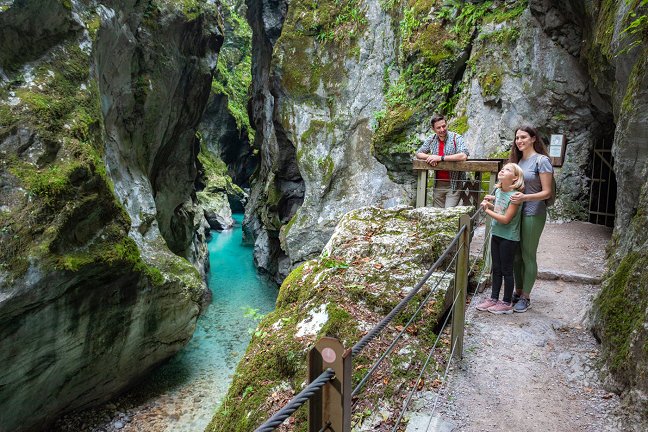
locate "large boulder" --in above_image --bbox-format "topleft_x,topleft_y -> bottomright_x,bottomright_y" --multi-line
207,205 -> 470,431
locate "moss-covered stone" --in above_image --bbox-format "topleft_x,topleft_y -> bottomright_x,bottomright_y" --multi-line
206,205 -> 470,431
593,252 -> 648,378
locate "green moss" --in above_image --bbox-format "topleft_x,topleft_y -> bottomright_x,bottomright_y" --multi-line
276,262 -> 307,306
319,303 -> 355,340
85,16 -> 101,40
371,104 -> 415,157
449,115 -> 469,135
211,3 -> 254,143
318,155 -> 334,184
477,27 -> 520,45
478,65 -> 503,97
621,46 -> 647,114
594,252 -> 648,376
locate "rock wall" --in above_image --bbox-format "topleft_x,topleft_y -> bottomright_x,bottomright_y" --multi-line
0,1 -> 222,430
244,0 -> 411,282
199,0 -> 257,191
580,0 -> 648,429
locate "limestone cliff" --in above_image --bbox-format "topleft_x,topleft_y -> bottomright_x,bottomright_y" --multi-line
207,205 -> 467,431
198,0 -> 256,222
244,0 -> 412,283
0,1 -> 222,430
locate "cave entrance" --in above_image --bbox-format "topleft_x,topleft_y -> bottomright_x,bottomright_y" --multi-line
588,137 -> 617,227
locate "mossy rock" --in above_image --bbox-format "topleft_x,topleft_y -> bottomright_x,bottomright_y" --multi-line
206,205 -> 471,431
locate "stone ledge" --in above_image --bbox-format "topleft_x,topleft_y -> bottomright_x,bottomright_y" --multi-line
537,269 -> 603,285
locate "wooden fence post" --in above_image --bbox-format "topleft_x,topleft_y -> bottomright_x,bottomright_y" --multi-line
308,337 -> 351,432
416,170 -> 428,208
451,214 -> 470,360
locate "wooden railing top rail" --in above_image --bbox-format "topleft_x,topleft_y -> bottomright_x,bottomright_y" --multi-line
413,158 -> 503,173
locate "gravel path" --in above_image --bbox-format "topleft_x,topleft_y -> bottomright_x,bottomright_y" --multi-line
406,222 -> 624,432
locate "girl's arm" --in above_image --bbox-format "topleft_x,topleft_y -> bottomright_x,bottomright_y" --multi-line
511,172 -> 553,204
485,202 -> 520,225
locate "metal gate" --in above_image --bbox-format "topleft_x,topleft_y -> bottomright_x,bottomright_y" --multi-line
588,140 -> 616,227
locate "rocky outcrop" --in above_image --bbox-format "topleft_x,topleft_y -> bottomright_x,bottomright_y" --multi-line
207,205 -> 468,431
0,1 -> 222,430
244,0 -> 411,282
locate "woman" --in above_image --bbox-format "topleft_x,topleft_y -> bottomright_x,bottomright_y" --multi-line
508,125 -> 554,312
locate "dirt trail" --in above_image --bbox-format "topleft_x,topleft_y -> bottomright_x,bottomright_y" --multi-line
406,222 -> 623,432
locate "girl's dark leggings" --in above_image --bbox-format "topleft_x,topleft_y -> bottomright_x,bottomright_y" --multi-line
491,235 -> 519,303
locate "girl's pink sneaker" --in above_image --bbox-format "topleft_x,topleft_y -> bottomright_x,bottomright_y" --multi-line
488,300 -> 513,315
476,298 -> 498,311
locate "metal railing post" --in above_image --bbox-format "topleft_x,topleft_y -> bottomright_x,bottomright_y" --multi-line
308,337 -> 351,432
416,170 -> 428,207
451,214 -> 470,360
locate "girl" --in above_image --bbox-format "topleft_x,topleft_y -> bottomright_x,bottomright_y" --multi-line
476,163 -> 525,314
508,125 -> 554,312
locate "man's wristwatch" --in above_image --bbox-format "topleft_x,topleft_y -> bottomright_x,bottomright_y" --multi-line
441,155 -> 445,162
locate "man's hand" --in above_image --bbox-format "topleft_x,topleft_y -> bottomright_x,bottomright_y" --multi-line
424,154 -> 442,166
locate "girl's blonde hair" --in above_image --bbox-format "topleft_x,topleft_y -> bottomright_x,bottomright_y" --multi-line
497,163 -> 525,191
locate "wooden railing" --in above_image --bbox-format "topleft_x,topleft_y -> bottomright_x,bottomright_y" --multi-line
413,159 -> 503,208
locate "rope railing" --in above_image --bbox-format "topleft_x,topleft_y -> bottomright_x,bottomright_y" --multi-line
391,222 -> 491,431
350,225 -> 466,358
256,200 -> 486,430
390,279 -> 465,431
254,368 -> 335,432
351,242 -> 465,397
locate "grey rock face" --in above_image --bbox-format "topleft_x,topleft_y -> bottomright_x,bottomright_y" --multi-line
457,8 -> 608,220
199,189 -> 234,230
95,1 -> 222,261
245,0 -> 410,280
0,263 -> 201,431
0,0 -> 81,76
200,94 -> 257,188
0,1 -> 222,430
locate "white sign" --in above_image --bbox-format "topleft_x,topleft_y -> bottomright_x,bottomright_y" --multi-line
549,134 -> 564,158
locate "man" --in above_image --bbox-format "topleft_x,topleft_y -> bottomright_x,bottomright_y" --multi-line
415,114 -> 469,208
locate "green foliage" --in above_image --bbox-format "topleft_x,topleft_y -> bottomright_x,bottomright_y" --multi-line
483,0 -> 527,23
449,115 -> 468,135
617,0 -> 648,55
293,0 -> 368,45
211,3 -> 254,143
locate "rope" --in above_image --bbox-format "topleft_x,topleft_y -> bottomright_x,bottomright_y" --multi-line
351,243 -> 464,397
351,225 -> 466,357
390,282 -> 463,431
255,368 -> 335,432
425,335 -> 460,429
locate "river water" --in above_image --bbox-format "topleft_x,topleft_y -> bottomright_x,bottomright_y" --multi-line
53,214 -> 278,432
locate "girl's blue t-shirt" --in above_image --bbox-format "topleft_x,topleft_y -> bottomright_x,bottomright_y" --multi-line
491,188 -> 521,241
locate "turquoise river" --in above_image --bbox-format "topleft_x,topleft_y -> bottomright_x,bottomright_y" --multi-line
53,213 -> 278,432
